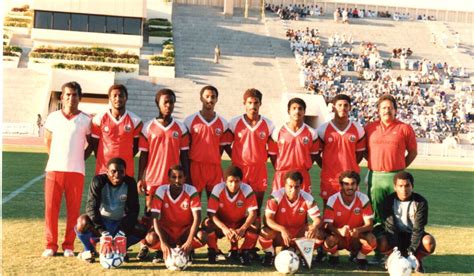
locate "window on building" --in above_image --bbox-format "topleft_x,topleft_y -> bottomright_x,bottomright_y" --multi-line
89,15 -> 106,33
53,12 -> 70,30
71,14 -> 88,32
106,16 -> 123,34
123,18 -> 142,35
34,11 -> 53,29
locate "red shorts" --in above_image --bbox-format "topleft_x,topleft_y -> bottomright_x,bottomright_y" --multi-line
272,169 -> 311,192
236,162 -> 268,193
190,162 -> 223,193
162,226 -> 190,244
319,178 -> 340,200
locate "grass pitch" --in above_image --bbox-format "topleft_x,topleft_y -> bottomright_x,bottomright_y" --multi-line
2,151 -> 474,275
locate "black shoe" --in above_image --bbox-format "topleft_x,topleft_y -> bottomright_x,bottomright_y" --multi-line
356,258 -> 368,270
262,252 -> 275,267
208,248 -> 217,264
249,247 -> 261,262
328,255 -> 339,267
416,260 -> 425,273
152,250 -> 163,263
239,250 -> 251,266
299,256 -> 308,269
314,247 -> 326,263
349,252 -> 357,263
137,246 -> 149,261
227,250 -> 240,262
123,254 -> 130,263
188,249 -> 195,264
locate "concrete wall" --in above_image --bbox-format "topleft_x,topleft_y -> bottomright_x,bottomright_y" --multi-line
147,0 -> 173,21
50,69 -> 115,95
31,0 -> 146,18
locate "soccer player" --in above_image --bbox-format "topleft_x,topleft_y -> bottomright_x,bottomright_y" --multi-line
377,171 -> 436,273
365,94 -> 417,226
316,94 -> 365,203
203,165 -> 259,265
42,81 -> 92,257
136,88 -> 190,260
268,98 -> 319,192
75,158 -> 145,263
145,165 -> 206,262
226,88 -> 274,213
322,171 -> 376,270
184,85 -> 230,195
91,84 -> 142,177
259,171 -> 324,267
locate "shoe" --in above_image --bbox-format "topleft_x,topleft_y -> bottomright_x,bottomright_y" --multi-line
369,251 -> 384,265
356,258 -> 368,270
299,256 -> 308,269
77,250 -> 95,263
314,247 -> 326,263
208,248 -> 217,264
188,249 -> 195,264
42,249 -> 55,257
63,249 -> 75,257
328,255 -> 339,267
416,260 -> 425,273
123,254 -> 130,263
249,247 -> 261,262
152,251 -> 163,263
262,252 -> 275,267
349,252 -> 357,263
216,249 -> 226,261
239,250 -> 251,266
227,250 -> 240,262
137,246 -> 149,261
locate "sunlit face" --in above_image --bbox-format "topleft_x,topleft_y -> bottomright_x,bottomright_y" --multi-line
340,177 -> 358,197
394,179 -> 413,201
200,89 -> 218,111
285,178 -> 301,202
225,175 -> 241,194
288,103 -> 305,122
158,94 -> 175,116
333,99 -> 350,119
169,169 -> 185,189
109,89 -> 127,111
61,87 -> 80,110
107,163 -> 126,186
244,97 -> 261,117
378,100 -> 396,123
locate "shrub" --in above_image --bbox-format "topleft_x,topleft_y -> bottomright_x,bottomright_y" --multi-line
147,18 -> 171,26
163,39 -> 173,46
149,30 -> 172,37
30,46 -> 139,62
150,56 -> 174,66
4,21 -> 29,28
52,63 -> 136,73
3,45 -> 22,54
162,49 -> 174,58
29,51 -> 138,64
11,5 -> 30,12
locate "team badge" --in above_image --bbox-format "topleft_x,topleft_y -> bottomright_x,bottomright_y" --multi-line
172,131 -> 179,138
328,137 -> 333,143
336,211 -> 342,216
124,125 -> 131,132
302,137 -> 309,145
298,207 -> 305,214
103,126 -> 110,133
354,208 -> 361,215
259,131 -> 266,139
164,203 -> 169,208
349,135 -> 356,142
215,128 -> 222,136
119,194 -> 127,201
236,200 -> 244,208
194,127 -> 199,133
281,208 -> 286,213
181,202 -> 189,209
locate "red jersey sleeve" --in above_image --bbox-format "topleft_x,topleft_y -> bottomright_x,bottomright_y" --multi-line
207,192 -> 220,214
356,135 -> 366,151
91,115 -> 101,138
265,196 -> 279,215
323,205 -> 335,224
267,137 -> 278,155
134,122 -> 143,138
405,125 -> 417,151
362,199 -> 374,220
220,130 -> 233,145
245,191 -> 258,212
310,138 -> 321,155
180,133 -> 190,150
138,134 -> 149,152
189,190 -> 201,211
150,193 -> 163,214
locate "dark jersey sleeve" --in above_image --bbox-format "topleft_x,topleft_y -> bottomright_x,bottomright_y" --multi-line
408,194 -> 428,254
86,175 -> 106,233
119,176 -> 140,234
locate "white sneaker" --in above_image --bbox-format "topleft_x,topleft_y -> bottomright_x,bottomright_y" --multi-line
63,249 -> 75,257
42,249 -> 55,257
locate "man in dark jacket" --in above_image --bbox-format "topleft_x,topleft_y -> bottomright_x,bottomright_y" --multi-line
75,157 -> 146,262
377,171 -> 436,273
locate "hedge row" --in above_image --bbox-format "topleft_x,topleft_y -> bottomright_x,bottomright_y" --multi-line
31,46 -> 138,59
150,56 -> 174,66
147,18 -> 172,26
53,63 -> 136,73
30,52 -> 138,64
149,30 -> 172,37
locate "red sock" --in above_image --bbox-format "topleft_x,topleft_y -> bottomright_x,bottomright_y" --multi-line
258,236 -> 273,250
207,232 -> 218,250
240,232 -> 258,250
323,243 -> 338,254
360,243 -> 375,255
230,241 -> 238,251
149,242 -> 161,251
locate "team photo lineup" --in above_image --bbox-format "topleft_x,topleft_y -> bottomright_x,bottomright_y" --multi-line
39,80 -> 438,274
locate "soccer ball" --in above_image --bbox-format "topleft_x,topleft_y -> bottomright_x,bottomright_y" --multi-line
165,248 -> 189,271
99,253 -> 124,269
386,248 -> 412,276
275,250 -> 300,274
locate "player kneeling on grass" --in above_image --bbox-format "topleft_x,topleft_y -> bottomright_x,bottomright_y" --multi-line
377,171 -> 436,273
203,165 -> 259,265
322,170 -> 377,270
145,165 -> 206,263
75,158 -> 145,263
259,171 -> 324,268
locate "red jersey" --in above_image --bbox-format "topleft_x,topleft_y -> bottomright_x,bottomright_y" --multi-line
228,115 -> 274,166
139,118 -> 189,186
150,184 -> 201,228
365,119 -> 417,172
323,191 -> 373,229
268,123 -> 320,171
265,188 -> 320,229
317,120 -> 365,183
92,110 -> 142,177
184,112 -> 230,165
207,182 -> 258,225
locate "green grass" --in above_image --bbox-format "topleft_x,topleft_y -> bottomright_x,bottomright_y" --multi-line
2,151 -> 474,274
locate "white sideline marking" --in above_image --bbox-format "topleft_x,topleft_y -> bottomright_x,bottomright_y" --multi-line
2,174 -> 45,204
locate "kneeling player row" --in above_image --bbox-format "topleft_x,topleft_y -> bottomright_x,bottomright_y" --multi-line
75,158 -> 435,272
